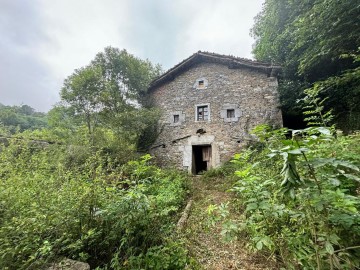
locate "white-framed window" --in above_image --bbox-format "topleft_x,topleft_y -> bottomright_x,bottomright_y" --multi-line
195,103 -> 210,122
197,106 -> 208,121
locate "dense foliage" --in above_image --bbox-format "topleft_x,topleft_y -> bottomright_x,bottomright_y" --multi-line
0,103 -> 47,134
57,46 -> 162,150
252,0 -> 360,131
0,139 -> 190,269
215,125 -> 360,269
233,12 -> 360,267
0,47 -> 195,269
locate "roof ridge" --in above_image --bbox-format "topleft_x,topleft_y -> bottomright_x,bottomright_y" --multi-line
197,51 -> 278,66
149,51 -> 281,90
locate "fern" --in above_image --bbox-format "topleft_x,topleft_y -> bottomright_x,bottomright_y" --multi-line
302,84 -> 334,127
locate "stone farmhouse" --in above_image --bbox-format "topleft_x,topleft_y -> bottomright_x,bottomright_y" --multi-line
148,51 -> 282,174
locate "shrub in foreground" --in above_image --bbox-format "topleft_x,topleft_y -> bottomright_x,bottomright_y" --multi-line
0,140 -> 190,269
213,127 -> 360,269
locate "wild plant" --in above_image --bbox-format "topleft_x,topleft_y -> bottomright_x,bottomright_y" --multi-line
229,126 -> 360,269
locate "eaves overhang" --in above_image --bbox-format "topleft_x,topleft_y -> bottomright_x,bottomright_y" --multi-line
148,51 -> 281,91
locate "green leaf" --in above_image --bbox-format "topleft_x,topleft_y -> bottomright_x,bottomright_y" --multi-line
325,241 -> 334,255
343,174 -> 360,182
246,203 -> 258,212
287,149 -> 303,155
258,201 -> 270,210
317,127 -> 332,135
335,160 -> 359,172
267,152 -> 277,158
329,177 -> 341,186
256,240 -> 263,250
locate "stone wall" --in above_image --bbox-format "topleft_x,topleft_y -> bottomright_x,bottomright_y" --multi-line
149,62 -> 282,173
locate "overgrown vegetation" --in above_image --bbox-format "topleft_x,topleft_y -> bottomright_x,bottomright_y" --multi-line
0,47 -> 194,269
207,85 -> 360,269
198,90 -> 360,269
209,125 -> 360,269
252,0 -> 360,131
234,10 -> 360,266
0,140 -> 191,269
54,46 -> 162,151
1,2 -> 360,266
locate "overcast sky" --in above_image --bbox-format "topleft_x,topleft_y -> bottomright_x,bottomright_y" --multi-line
0,0 -> 264,112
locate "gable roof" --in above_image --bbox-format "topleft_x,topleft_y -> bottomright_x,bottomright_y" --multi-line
149,51 -> 281,90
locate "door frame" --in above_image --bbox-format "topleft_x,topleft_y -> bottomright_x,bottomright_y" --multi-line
191,144 -> 212,174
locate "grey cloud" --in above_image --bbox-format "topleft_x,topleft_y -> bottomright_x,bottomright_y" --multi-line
123,0 -> 263,70
0,1 -> 48,47
124,0 -> 196,69
0,0 -> 56,111
0,48 -> 54,110
0,0 -> 264,112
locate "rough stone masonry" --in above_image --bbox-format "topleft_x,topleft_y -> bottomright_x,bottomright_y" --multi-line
148,51 -> 282,174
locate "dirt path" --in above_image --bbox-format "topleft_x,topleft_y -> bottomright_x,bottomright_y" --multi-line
183,176 -> 278,270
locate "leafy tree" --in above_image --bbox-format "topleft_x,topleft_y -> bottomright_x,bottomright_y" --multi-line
61,65 -> 104,141
91,47 -> 161,111
91,47 -> 162,142
18,104 -> 35,115
251,0 -> 360,130
60,47 -> 162,149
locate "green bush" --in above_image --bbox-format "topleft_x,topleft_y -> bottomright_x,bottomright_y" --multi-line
0,141 -> 190,269
202,161 -> 238,180
225,127 -> 360,269
116,240 -> 189,270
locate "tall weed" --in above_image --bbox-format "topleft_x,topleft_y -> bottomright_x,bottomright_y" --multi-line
226,126 -> 360,269
0,141 -> 190,269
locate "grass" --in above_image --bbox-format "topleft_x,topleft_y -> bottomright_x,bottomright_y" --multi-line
181,174 -> 279,270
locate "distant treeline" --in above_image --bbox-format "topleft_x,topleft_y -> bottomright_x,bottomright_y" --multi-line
0,103 -> 48,133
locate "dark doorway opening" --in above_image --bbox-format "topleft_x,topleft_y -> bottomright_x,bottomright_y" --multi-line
192,145 -> 211,174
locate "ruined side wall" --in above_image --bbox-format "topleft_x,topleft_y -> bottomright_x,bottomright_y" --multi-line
149,62 -> 282,171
